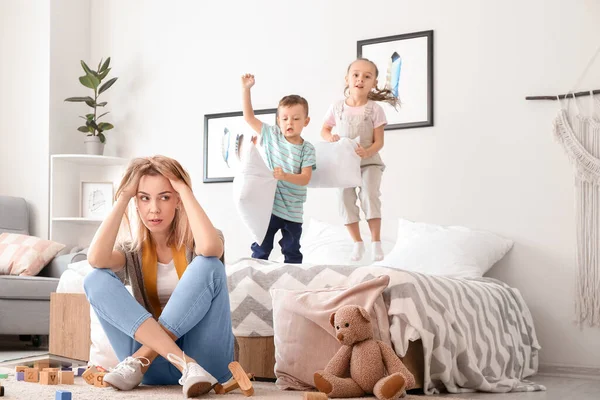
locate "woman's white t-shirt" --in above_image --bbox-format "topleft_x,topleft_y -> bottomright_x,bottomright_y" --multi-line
157,259 -> 179,308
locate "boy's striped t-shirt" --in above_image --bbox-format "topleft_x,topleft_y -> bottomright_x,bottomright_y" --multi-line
261,123 -> 316,223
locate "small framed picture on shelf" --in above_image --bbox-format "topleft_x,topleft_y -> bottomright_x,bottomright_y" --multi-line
80,181 -> 114,219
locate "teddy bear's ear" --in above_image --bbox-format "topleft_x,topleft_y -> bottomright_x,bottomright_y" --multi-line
329,312 -> 336,327
357,306 -> 371,323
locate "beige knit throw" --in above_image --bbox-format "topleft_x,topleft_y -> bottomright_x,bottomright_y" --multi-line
554,103 -> 600,327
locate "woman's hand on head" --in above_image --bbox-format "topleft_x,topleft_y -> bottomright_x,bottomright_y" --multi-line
121,174 -> 140,200
168,177 -> 189,194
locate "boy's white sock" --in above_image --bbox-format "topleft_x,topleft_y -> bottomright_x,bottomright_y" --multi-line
351,242 -> 365,262
372,241 -> 384,262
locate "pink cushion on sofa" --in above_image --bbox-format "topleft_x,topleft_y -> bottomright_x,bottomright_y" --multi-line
271,275 -> 391,391
0,233 -> 65,276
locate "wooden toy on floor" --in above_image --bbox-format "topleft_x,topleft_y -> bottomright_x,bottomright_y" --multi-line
16,372 -> 24,381
55,390 -> 72,400
226,361 -> 254,396
15,366 -> 27,373
25,368 -> 40,383
40,371 -> 59,385
93,372 -> 109,388
82,366 -> 99,385
34,360 -> 50,370
59,371 -> 75,385
214,372 -> 255,394
303,393 -> 328,400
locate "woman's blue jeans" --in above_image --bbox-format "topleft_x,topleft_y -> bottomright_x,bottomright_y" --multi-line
83,255 -> 234,385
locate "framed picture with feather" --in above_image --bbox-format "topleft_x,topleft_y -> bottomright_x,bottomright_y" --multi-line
357,30 -> 434,130
203,109 -> 277,183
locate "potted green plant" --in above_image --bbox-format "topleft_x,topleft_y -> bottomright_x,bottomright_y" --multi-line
65,57 -> 118,155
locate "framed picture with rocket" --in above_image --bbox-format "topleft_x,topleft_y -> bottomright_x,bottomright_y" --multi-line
357,30 -> 434,130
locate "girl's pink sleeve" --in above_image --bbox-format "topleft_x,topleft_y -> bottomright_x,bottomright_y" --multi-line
372,103 -> 388,128
323,104 -> 336,127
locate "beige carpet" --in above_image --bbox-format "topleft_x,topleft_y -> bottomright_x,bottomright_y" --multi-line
0,375 -> 466,399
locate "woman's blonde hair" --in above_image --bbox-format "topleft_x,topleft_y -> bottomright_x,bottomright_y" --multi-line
116,155 -> 193,252
344,58 -> 401,109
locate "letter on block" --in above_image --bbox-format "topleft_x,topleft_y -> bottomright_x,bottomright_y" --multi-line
82,366 -> 99,385
24,368 -> 39,383
40,371 -> 58,385
93,372 -> 109,388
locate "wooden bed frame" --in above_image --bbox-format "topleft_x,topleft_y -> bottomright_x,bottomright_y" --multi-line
235,336 -> 424,389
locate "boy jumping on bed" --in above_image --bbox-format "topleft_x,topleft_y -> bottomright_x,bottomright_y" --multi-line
241,73 -> 316,264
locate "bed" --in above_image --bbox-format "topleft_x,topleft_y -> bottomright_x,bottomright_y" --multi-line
227,258 -> 546,394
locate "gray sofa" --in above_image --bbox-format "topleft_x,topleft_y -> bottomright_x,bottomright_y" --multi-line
0,195 -> 86,336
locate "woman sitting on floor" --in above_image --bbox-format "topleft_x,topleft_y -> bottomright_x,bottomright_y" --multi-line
84,155 -> 233,398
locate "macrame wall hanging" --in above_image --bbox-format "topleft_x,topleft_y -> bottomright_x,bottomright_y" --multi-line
527,46 -> 600,327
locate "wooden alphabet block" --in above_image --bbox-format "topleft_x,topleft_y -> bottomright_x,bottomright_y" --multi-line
40,371 -> 58,385
34,360 -> 50,370
43,368 -> 60,372
59,371 -> 74,385
15,366 -> 28,373
93,372 -> 109,388
82,366 -> 99,385
24,368 -> 39,383
16,372 -> 24,381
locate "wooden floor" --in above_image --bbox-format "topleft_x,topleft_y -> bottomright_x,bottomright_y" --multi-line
442,374 -> 600,399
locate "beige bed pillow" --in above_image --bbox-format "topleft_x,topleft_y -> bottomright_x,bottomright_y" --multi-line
271,275 -> 391,391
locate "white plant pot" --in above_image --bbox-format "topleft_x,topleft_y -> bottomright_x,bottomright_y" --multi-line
84,136 -> 105,155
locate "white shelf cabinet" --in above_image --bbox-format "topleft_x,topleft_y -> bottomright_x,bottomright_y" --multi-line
49,154 -> 129,248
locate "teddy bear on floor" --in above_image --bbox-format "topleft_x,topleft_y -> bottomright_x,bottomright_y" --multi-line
314,305 -> 415,400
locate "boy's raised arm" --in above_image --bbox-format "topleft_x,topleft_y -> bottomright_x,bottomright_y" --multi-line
241,73 -> 263,135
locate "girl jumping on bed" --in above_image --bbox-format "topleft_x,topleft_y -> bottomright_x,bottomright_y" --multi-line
321,58 -> 400,262
83,155 -> 234,397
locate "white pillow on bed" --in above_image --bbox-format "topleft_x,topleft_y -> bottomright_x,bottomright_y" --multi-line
232,144 -> 277,244
374,218 -> 513,278
308,138 -> 361,188
279,218 -> 394,266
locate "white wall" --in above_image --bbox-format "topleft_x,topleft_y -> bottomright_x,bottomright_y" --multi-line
50,0 -> 92,155
0,1 -> 50,237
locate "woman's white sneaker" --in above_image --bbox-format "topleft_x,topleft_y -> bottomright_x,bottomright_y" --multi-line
167,353 -> 218,398
103,356 -> 150,390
